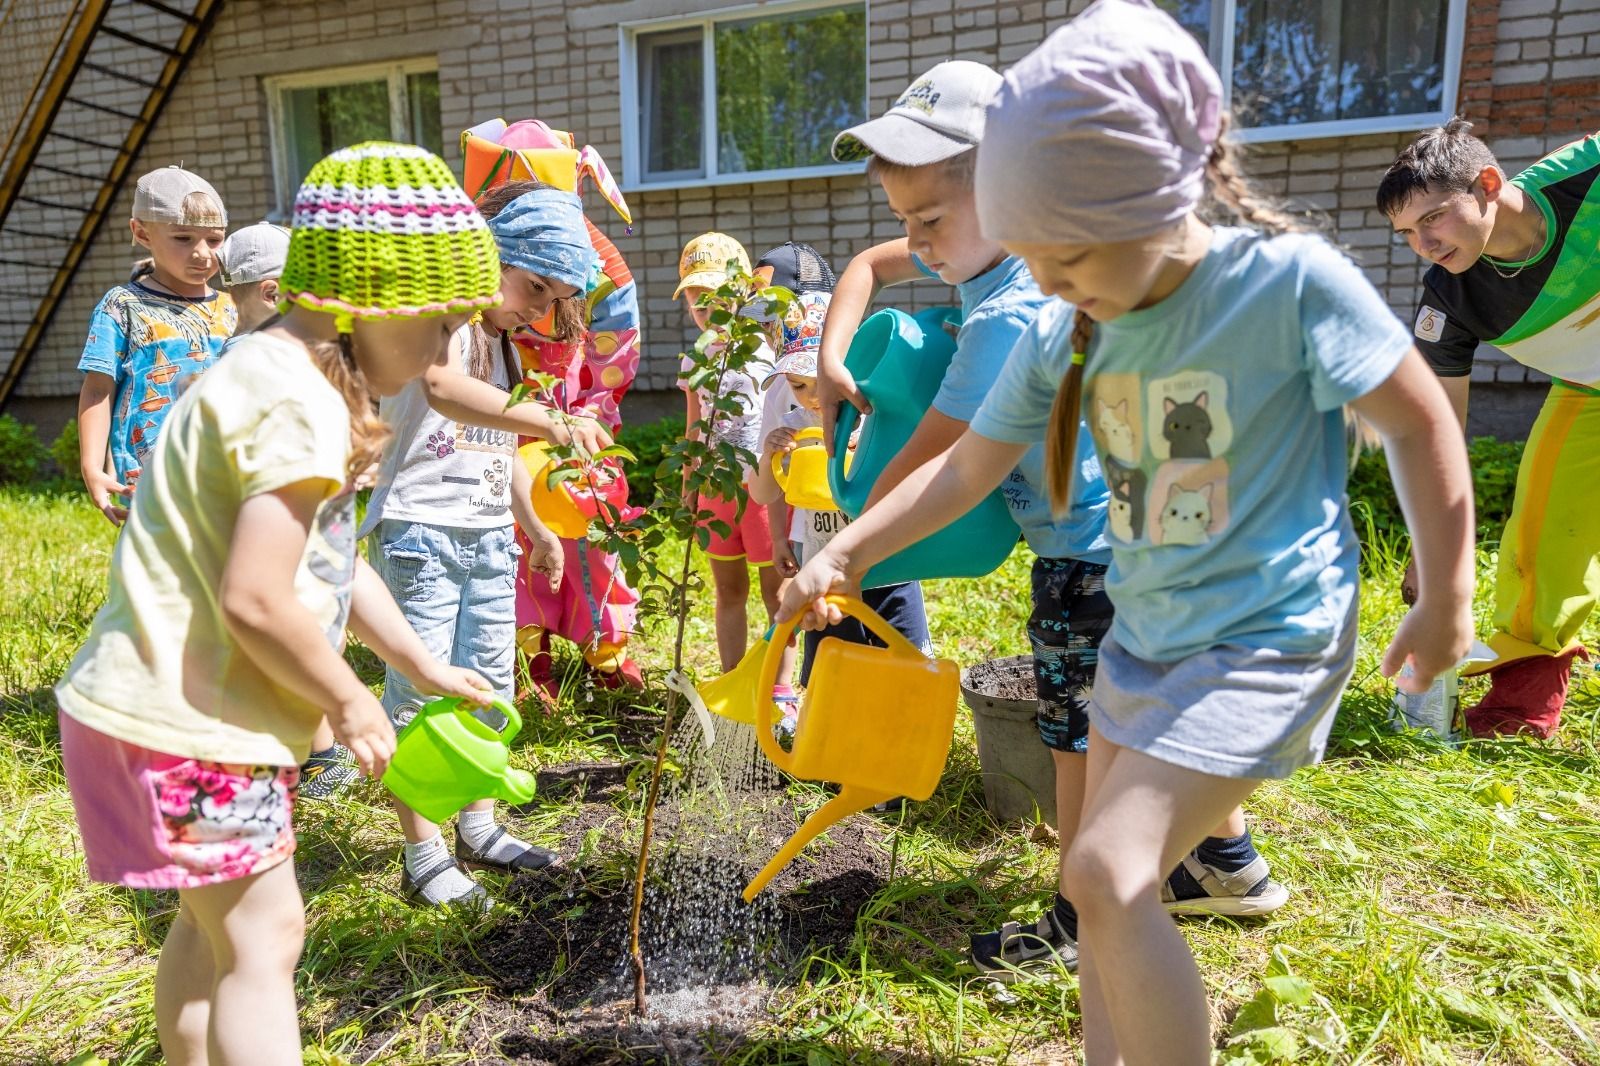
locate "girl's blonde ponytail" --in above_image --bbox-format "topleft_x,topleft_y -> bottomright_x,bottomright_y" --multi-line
310,333 -> 390,480
1045,309 -> 1096,516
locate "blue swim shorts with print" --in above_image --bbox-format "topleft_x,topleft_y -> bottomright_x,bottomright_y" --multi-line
1029,557 -> 1114,753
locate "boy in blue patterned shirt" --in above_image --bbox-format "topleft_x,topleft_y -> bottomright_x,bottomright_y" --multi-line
77,166 -> 235,524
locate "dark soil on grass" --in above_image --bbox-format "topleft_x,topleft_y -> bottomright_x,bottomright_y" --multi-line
963,654 -> 1038,702
405,759 -> 895,1064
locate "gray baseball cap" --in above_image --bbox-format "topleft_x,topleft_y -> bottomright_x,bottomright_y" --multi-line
218,222 -> 291,285
132,165 -> 227,228
832,60 -> 1004,166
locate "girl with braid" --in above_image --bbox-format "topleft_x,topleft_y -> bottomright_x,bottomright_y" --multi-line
782,1 -> 1475,1058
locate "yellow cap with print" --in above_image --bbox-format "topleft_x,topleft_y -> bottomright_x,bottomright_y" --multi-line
674,231 -> 751,299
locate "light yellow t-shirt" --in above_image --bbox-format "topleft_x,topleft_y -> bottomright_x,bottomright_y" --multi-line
57,331 -> 356,765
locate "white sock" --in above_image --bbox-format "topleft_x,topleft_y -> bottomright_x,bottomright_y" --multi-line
457,808 -> 533,863
403,833 -> 479,903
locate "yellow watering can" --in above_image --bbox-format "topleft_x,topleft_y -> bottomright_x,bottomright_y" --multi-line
517,441 -> 631,540
742,595 -> 959,900
694,625 -> 775,726
773,427 -> 836,510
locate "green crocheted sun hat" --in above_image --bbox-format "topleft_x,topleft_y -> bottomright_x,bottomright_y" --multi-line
280,142 -> 501,326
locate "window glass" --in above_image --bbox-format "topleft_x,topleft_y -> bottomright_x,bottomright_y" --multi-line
713,5 -> 866,175
1231,0 -> 1450,127
277,69 -> 442,208
407,72 -> 444,157
639,30 -> 705,179
283,78 -> 389,192
1154,0 -> 1216,51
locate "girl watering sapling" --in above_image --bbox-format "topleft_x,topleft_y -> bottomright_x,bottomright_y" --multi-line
361,180 -> 599,907
462,117 -> 649,699
783,2 -> 1476,1058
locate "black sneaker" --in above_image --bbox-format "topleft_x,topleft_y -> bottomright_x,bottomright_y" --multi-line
970,909 -> 1078,982
298,743 -> 359,800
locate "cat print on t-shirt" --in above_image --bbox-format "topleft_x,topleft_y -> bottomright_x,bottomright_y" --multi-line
1089,370 -> 1233,547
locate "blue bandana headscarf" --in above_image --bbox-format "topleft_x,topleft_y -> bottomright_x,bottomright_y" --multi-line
490,188 -> 597,293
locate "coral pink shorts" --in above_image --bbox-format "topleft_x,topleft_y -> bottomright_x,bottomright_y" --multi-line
697,490 -> 773,565
59,711 -> 298,890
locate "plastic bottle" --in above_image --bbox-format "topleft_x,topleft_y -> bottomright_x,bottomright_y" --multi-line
1389,641 -> 1496,741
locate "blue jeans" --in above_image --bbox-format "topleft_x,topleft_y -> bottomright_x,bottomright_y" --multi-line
374,519 -> 519,721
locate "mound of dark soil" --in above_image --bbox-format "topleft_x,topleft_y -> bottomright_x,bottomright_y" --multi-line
429,767 -> 894,1064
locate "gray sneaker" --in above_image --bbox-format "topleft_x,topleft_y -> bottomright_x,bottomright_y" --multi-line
970,909 -> 1079,982
298,743 -> 359,800
1161,852 -> 1289,917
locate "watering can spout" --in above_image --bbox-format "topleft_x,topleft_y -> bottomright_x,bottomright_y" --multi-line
496,767 -> 539,808
742,786 -> 893,901
695,626 -> 774,726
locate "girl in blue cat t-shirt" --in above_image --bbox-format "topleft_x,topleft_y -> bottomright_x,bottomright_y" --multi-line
780,3 -> 1476,1061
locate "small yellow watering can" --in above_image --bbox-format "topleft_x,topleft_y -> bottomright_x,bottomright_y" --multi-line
773,427 -> 836,511
519,441 -> 588,539
517,441 -> 630,540
742,595 -> 959,900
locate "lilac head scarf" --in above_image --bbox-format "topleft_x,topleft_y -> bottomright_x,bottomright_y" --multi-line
976,0 -> 1222,246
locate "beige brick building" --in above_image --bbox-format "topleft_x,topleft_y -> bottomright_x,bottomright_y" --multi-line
3,0 -> 1597,437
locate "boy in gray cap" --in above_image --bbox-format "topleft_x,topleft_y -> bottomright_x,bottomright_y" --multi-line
77,165 -> 235,524
218,222 -> 290,333
815,57 -> 1283,984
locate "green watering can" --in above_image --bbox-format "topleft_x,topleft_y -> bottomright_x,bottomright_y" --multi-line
828,307 -> 1016,589
382,696 -> 537,823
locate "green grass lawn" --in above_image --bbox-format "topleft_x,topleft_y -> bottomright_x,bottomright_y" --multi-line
3,485 -> 1599,1065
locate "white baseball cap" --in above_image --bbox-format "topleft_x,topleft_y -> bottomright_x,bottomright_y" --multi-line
832,61 -> 1004,166
131,165 -> 226,228
218,222 -> 291,285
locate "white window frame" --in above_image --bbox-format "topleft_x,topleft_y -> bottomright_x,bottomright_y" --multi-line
264,59 -> 441,217
619,0 -> 869,192
1205,0 -> 1468,143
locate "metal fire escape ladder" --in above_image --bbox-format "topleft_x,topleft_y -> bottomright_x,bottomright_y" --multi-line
0,0 -> 223,407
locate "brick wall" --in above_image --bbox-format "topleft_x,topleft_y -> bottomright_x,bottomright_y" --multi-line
4,0 -> 1598,431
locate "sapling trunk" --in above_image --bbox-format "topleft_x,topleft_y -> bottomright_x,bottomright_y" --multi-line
629,505 -> 699,1015
554,266 -> 785,1018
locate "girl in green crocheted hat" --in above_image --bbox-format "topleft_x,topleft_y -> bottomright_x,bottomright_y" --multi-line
54,142 -> 504,1064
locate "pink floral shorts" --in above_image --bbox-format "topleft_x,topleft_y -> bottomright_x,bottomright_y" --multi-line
59,711 -> 298,890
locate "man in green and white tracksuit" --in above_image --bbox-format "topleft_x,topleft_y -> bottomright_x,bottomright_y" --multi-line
1381,120 -> 1600,737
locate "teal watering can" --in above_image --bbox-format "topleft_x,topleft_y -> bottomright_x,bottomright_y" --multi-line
382,696 -> 537,823
828,307 -> 1016,589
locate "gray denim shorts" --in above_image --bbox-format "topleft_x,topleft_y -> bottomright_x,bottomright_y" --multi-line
1087,605 -> 1358,780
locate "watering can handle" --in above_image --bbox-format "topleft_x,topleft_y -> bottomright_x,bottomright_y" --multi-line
830,403 -> 861,487
754,620 -> 794,773
423,695 -> 522,742
773,447 -> 790,493
754,594 -> 925,772
773,426 -> 824,493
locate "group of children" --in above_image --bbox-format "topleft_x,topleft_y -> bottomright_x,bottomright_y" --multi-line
54,0 -> 1586,1058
